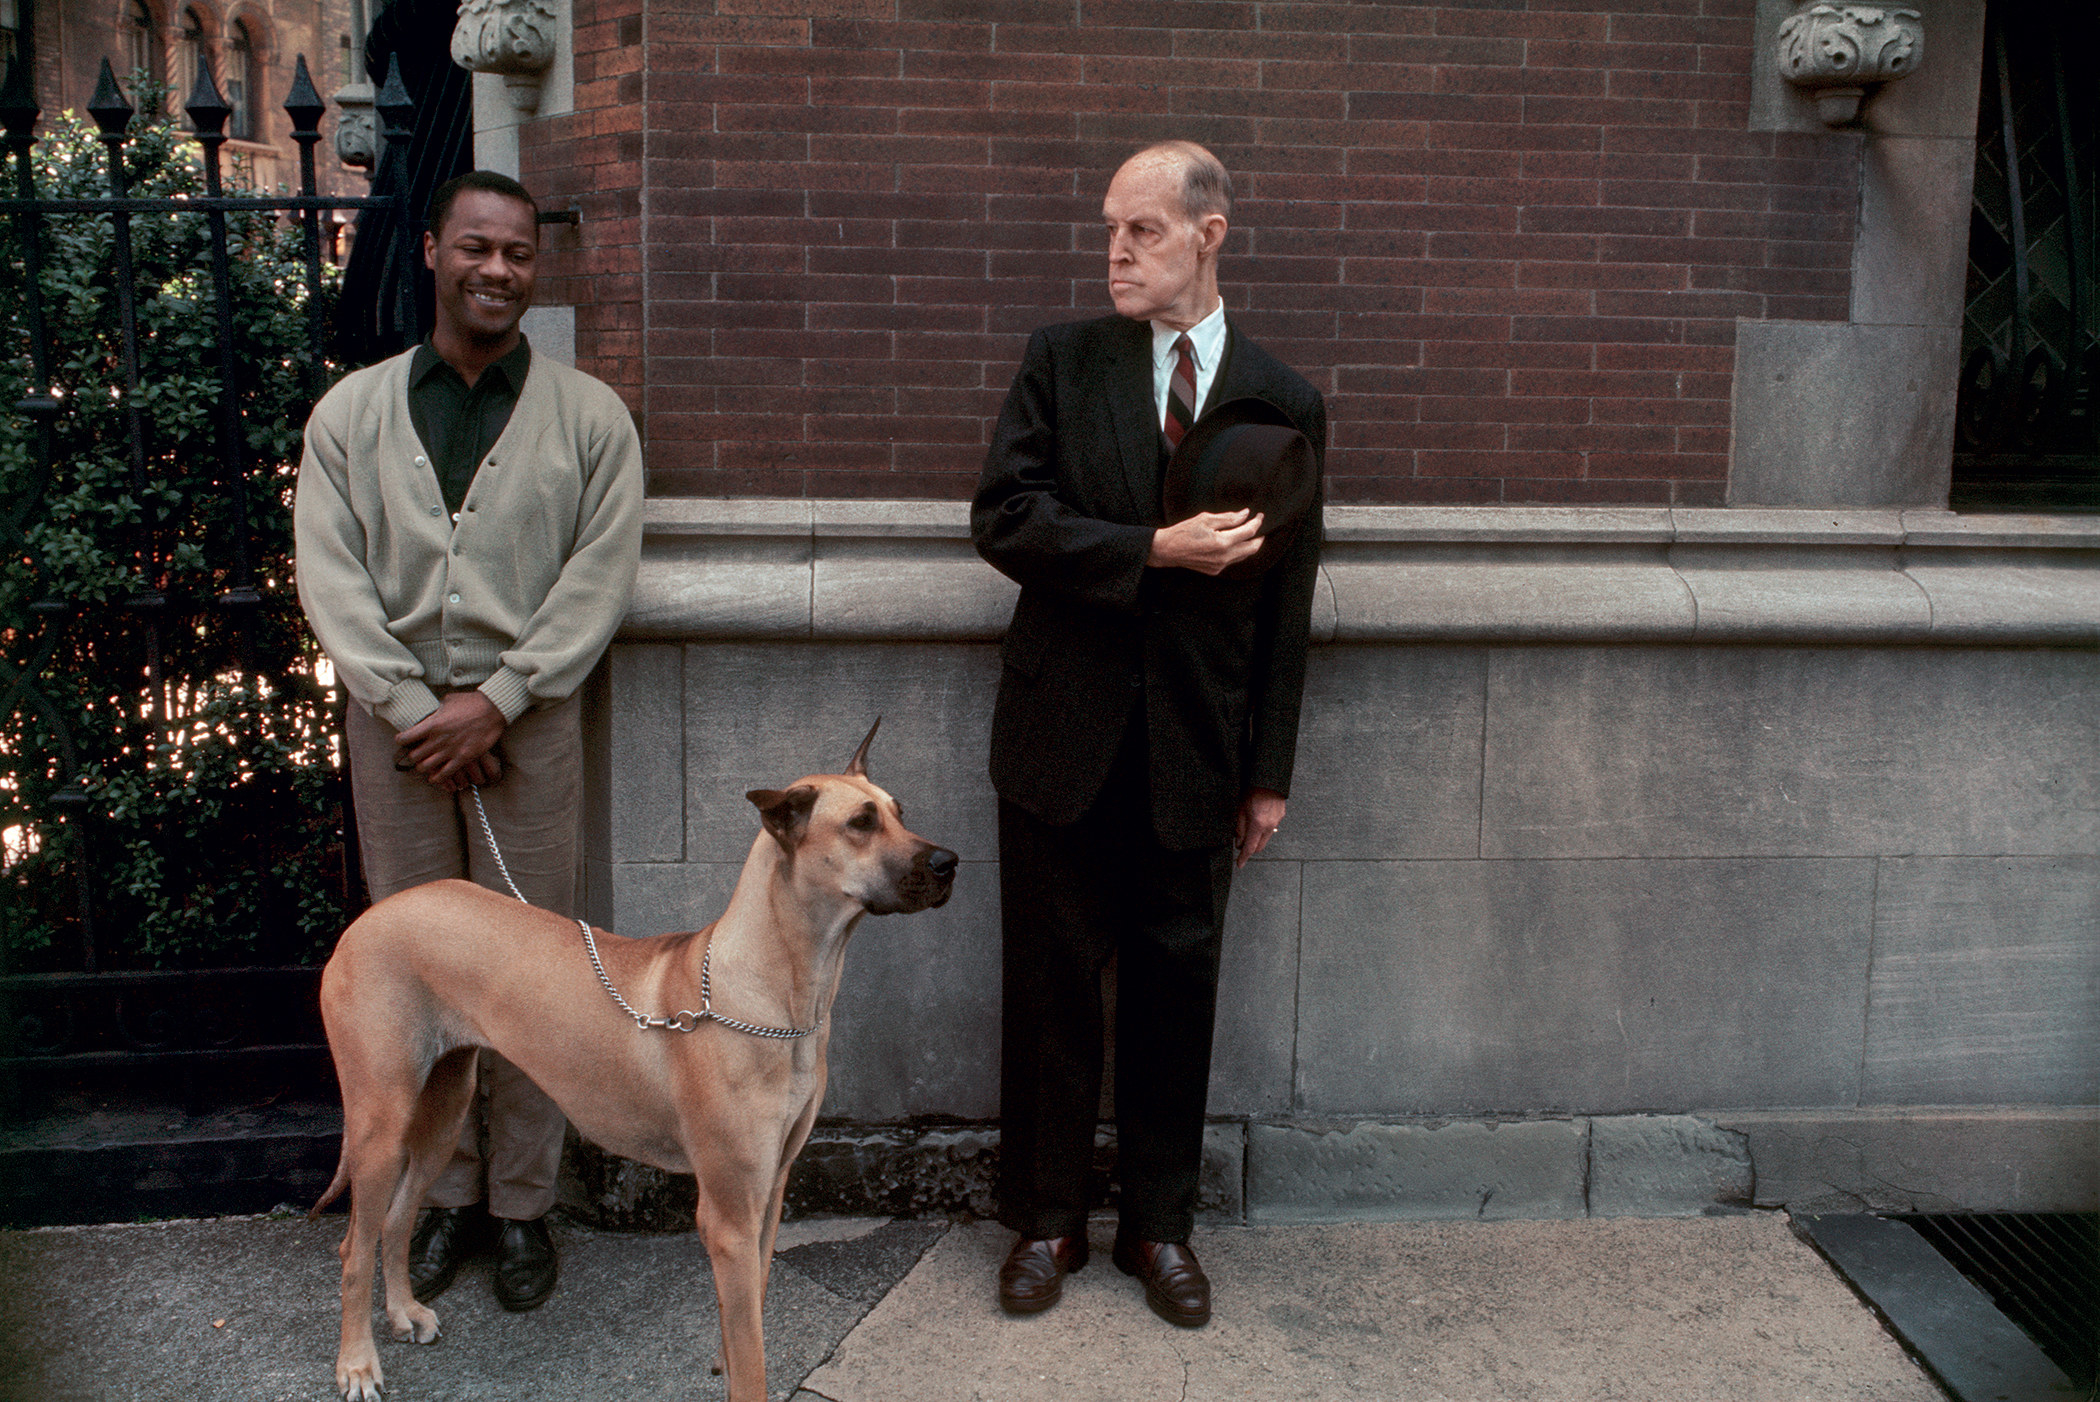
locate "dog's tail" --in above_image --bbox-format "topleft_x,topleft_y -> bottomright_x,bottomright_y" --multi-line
309,1151 -> 351,1220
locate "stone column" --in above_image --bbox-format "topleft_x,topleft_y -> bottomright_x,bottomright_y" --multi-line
1729,0 -> 1987,507
454,0 -> 573,178
449,0 -> 577,366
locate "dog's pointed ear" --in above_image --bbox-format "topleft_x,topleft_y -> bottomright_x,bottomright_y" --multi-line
845,716 -> 881,778
747,785 -> 818,851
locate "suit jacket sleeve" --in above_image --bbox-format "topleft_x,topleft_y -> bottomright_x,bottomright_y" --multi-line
1244,392 -> 1326,798
972,328 -> 1155,616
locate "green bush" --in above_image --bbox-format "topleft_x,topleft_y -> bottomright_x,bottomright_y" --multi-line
1,81 -> 349,970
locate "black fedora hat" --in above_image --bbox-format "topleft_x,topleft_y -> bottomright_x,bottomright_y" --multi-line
1161,397 -> 1318,579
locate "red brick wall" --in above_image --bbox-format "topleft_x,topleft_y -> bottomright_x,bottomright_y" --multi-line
522,0 -> 646,408
523,0 -> 1859,505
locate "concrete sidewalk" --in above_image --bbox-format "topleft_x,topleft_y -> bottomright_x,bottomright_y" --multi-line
0,1209 -> 1943,1402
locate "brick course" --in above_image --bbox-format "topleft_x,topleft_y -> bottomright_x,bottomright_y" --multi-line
522,0 -> 1858,505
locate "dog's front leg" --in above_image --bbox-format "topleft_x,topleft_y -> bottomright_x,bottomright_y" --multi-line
697,1163 -> 772,1402
757,1099 -> 820,1307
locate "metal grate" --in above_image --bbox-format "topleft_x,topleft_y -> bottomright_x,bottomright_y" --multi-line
1899,1212 -> 2099,1392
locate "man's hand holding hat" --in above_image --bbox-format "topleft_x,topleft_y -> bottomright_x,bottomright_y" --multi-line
1148,508 -> 1266,575
1154,398 -> 1319,579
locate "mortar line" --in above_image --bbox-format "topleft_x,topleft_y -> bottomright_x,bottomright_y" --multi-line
1475,647 -> 1491,860
678,643 -> 688,864
1854,856 -> 1884,1107
1289,857 -> 1305,1123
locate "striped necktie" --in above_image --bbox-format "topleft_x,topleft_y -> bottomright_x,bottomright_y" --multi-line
1164,333 -> 1197,450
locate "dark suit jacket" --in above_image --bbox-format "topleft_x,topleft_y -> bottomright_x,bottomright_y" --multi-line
971,313 -> 1326,850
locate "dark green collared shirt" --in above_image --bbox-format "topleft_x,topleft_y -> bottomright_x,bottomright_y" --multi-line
407,336 -> 532,514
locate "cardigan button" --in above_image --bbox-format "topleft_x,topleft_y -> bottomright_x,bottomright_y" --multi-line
428,505 -> 441,516
414,455 -> 426,466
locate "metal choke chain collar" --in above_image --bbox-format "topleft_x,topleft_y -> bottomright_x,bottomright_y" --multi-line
469,786 -> 814,1039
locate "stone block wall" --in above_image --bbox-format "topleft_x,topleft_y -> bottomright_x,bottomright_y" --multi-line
571,501 -> 2100,1221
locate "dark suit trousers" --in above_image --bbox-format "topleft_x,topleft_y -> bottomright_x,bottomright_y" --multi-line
996,720 -> 1234,1244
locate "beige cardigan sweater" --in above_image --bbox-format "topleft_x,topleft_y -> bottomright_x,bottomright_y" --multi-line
294,346 -> 643,731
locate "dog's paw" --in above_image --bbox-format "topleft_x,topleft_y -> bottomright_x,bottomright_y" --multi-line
336,1350 -> 384,1401
388,1301 -> 442,1345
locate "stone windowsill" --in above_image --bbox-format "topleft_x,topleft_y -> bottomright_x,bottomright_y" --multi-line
624,500 -> 2100,646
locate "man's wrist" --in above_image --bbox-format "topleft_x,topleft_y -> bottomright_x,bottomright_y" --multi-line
477,667 -> 533,724
375,679 -> 443,732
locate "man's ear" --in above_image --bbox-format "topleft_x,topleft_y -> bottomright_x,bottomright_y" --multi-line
746,784 -> 818,852
423,229 -> 438,272
1198,213 -> 1227,259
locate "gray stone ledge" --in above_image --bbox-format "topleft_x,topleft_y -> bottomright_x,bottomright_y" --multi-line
1708,1106 -> 2099,1214
554,1109 -> 2094,1228
624,500 -> 2100,646
1247,1119 -> 1590,1224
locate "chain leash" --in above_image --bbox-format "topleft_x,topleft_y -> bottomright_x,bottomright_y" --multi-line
468,785 -> 814,1040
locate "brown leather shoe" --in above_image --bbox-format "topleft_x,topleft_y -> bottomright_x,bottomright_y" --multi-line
1112,1237 -> 1211,1327
997,1234 -> 1088,1314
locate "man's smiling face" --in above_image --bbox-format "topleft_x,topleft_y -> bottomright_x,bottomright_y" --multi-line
424,188 -> 539,348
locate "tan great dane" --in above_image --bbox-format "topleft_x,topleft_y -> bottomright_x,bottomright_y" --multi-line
311,722 -> 956,1402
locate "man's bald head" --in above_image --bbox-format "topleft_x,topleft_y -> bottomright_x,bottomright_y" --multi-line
1103,141 -> 1230,330
1120,141 -> 1234,224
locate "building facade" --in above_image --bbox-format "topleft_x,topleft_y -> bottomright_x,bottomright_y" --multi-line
439,0 -> 2100,1220
7,0 -> 361,197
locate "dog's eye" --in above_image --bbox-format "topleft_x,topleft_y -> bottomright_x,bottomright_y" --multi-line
849,808 -> 879,831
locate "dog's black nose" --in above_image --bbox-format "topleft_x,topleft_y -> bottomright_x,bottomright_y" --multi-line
927,847 -> 959,879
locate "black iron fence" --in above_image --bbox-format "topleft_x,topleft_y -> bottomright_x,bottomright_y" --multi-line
0,50 -> 418,1112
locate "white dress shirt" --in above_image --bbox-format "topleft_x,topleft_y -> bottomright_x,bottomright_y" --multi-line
1149,300 -> 1228,433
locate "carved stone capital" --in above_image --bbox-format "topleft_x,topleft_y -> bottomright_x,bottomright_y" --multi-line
1776,2 -> 1924,125
451,0 -> 558,114
333,81 -> 376,170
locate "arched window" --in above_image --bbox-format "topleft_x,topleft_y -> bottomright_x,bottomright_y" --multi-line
226,19 -> 252,139
177,6 -> 205,104
124,0 -> 161,85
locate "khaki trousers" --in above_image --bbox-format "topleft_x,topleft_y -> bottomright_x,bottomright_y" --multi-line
344,691 -> 582,1220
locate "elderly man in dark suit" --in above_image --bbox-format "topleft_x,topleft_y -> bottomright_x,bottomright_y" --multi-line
971,140 -> 1326,1328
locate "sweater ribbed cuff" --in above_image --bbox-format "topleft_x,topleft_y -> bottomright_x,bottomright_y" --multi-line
374,679 -> 442,732
478,666 -> 534,725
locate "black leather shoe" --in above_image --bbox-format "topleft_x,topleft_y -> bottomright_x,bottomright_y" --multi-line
493,1215 -> 559,1312
1112,1237 -> 1211,1327
409,1203 -> 489,1304
997,1234 -> 1088,1315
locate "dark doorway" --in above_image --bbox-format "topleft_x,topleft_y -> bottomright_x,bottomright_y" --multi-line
1952,2 -> 2099,512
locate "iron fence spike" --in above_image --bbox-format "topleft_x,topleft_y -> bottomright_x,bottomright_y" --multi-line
185,59 -> 231,135
89,59 -> 135,136
283,55 -> 326,134
375,54 -> 415,140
